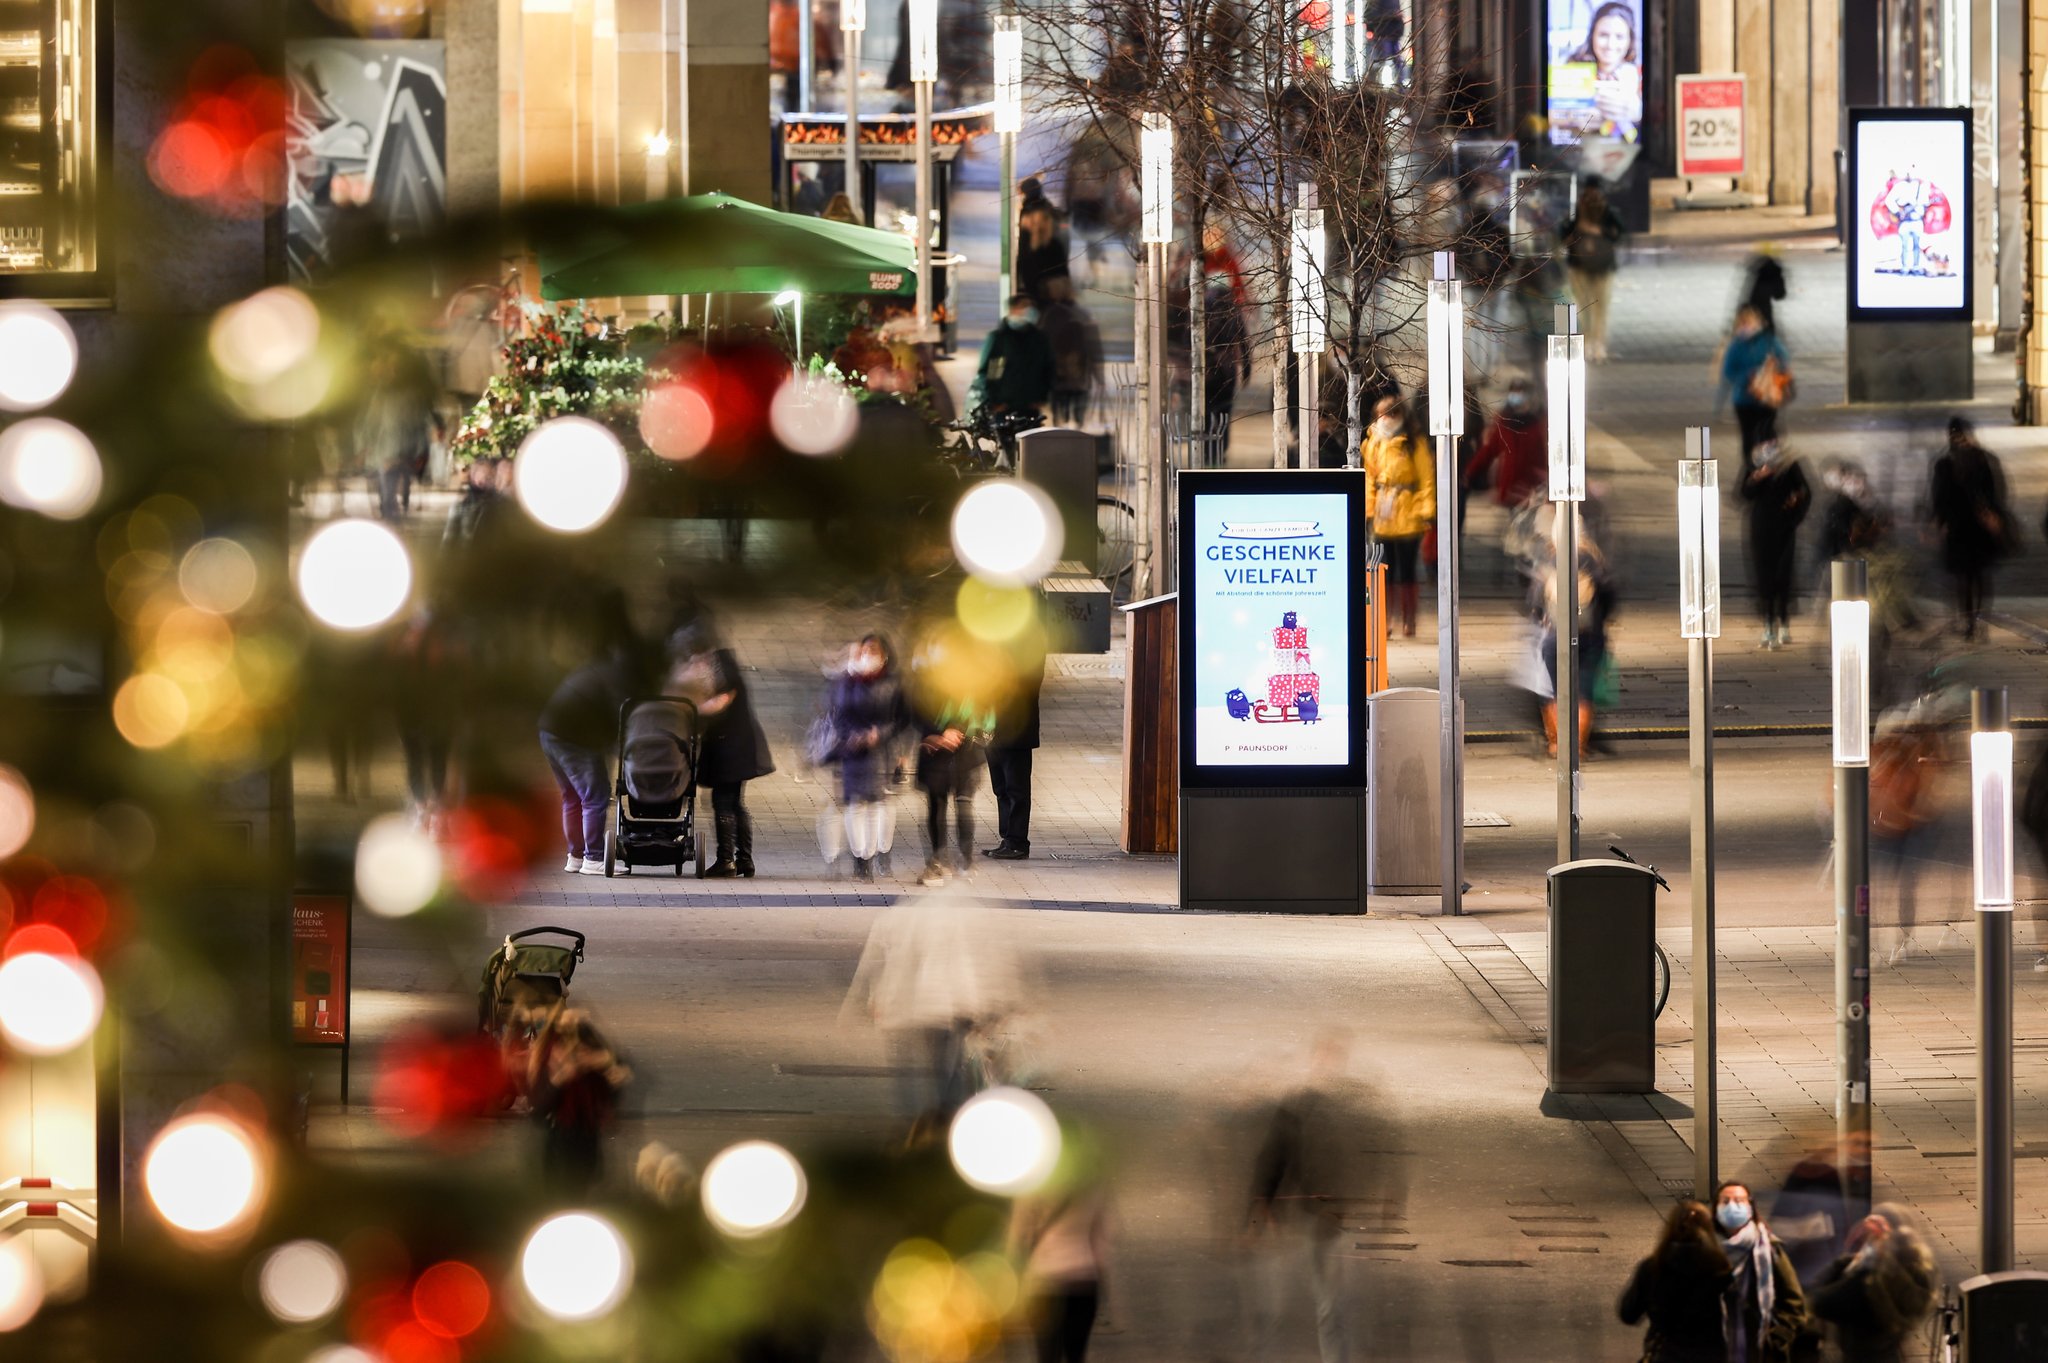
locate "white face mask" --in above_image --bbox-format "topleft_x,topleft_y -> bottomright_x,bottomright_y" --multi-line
1372,417 -> 1400,440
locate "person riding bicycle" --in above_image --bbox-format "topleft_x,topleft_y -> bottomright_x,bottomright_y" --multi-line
971,294 -> 1055,418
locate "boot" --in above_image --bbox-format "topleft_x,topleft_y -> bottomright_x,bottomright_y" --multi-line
1578,702 -> 1594,760
704,812 -> 739,877
734,807 -> 755,878
1541,703 -> 1558,757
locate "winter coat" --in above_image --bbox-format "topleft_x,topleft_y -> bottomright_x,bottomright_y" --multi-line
1466,410 -> 1548,506
841,890 -> 1022,1031
1721,329 -> 1792,411
976,321 -> 1056,413
1722,1230 -> 1810,1363
1739,451 -> 1811,553
1618,1233 -> 1735,1363
825,667 -> 911,801
1810,1241 -> 1939,1363
1362,430 -> 1436,540
1930,444 -> 2015,574
539,654 -> 639,752
1564,203 -> 1624,276
1038,299 -> 1104,398
691,647 -> 775,787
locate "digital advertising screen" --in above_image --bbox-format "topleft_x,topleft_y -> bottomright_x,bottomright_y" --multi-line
1546,0 -> 1644,146
1848,107 -> 1971,322
1178,472 -> 1369,790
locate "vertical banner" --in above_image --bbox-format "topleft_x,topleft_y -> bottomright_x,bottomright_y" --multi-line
1847,107 -> 1972,322
1676,75 -> 1746,178
291,893 -> 350,1047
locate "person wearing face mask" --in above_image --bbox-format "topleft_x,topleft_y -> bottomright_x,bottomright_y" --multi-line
1713,1182 -> 1810,1363
1361,395 -> 1435,637
823,633 -> 912,881
974,294 -> 1057,418
1718,305 -> 1794,461
1464,379 -> 1548,510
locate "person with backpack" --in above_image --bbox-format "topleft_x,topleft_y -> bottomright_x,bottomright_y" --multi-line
1563,182 -> 1624,361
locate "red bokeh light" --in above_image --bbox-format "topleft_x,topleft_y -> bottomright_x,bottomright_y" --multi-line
373,1029 -> 509,1142
149,121 -> 233,199
441,797 -> 545,903
3,924 -> 77,959
412,1260 -> 491,1339
31,877 -> 109,954
150,49 -> 287,216
382,1320 -> 460,1363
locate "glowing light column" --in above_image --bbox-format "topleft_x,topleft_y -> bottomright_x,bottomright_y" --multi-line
1546,304 -> 1586,864
908,0 -> 937,332
841,0 -> 865,221
1679,427 -> 1720,1199
993,14 -> 1022,302
1972,685 -> 2014,1273
1138,110 -> 1173,596
1830,557 -> 1872,1226
1426,251 -> 1463,916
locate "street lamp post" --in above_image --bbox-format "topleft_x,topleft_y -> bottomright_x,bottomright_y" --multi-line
1830,558 -> 1872,1225
841,0 -> 865,222
992,14 -> 1022,302
1427,251 -> 1464,916
1139,111 -> 1173,593
1290,186 -> 1326,470
908,0 -> 937,333
1546,304 -> 1586,865
1971,685 -> 2015,1272
1679,427 -> 1721,1200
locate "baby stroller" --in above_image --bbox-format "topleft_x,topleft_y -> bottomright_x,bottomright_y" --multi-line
477,926 -> 586,1036
606,695 -> 706,878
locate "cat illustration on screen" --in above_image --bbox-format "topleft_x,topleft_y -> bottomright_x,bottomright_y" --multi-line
1282,610 -> 1298,628
1297,693 -> 1319,724
1225,687 -> 1251,719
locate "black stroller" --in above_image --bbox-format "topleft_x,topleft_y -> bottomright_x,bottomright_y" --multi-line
477,926 -> 585,1035
605,695 -> 705,877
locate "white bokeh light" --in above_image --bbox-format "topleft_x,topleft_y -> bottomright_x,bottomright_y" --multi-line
0,952 -> 103,1055
296,519 -> 412,631
258,1240 -> 349,1324
179,537 -> 261,615
0,763 -> 34,859
355,813 -> 443,918
0,419 -> 102,520
0,302 -> 77,411
520,1212 -> 631,1321
950,481 -> 1063,586
210,287 -> 321,385
948,1087 -> 1062,1197
0,1239 -> 42,1332
515,417 -> 628,533
144,1115 -> 265,1235
769,374 -> 859,457
701,1140 -> 807,1237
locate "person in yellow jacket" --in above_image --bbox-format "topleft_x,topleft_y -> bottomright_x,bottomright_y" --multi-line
1361,394 -> 1436,636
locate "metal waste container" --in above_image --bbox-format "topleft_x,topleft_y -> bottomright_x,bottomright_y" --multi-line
1017,427 -> 1099,574
1366,687 -> 1439,895
1959,1271 -> 2048,1360
1548,858 -> 1658,1094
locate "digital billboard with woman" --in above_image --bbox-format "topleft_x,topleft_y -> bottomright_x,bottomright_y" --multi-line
1547,0 -> 1643,145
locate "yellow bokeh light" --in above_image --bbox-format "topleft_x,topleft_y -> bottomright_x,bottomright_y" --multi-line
113,673 -> 191,749
179,538 -> 261,615
955,577 -> 1037,643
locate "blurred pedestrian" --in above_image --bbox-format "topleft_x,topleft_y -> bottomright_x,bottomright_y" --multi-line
1714,1181 -> 1810,1363
1362,394 -> 1435,637
1719,305 -> 1794,460
1039,278 -> 1104,427
1810,1207 -> 1939,1363
1541,541 -> 1615,758
1770,1142 -> 1852,1290
390,601 -> 467,832
1871,705 -> 1943,964
442,457 -> 506,550
361,338 -> 436,521
1203,276 -> 1252,463
1928,416 -> 2014,639
821,191 -> 860,225
1739,438 -> 1811,650
984,617 -> 1046,862
526,1001 -> 631,1194
1010,1160 -> 1113,1363
1817,462 -> 1884,564
1617,1200 -> 1733,1363
824,633 -> 911,880
974,294 -> 1056,417
539,621 -> 645,875
1463,378 -> 1548,508
909,628 -> 994,886
672,620 -> 775,879
1744,248 -> 1789,332
1563,182 -> 1624,361
1017,201 -> 1073,309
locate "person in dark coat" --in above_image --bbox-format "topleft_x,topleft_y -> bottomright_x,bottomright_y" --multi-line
672,622 -> 775,878
975,294 -> 1057,416
1809,1206 -> 1940,1363
1016,202 -> 1073,309
825,633 -> 912,880
1928,416 -> 2015,639
1038,278 -> 1104,427
1743,250 -> 1789,332
1618,1200 -> 1734,1363
540,631 -> 645,874
525,1002 -> 630,1194
908,627 -> 996,885
1719,306 -> 1794,460
982,615 -> 1046,861
1715,1181 -> 1811,1363
1202,277 -> 1252,462
1739,437 -> 1811,650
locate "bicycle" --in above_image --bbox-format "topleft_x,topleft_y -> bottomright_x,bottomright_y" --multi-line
1607,845 -> 1672,1020
940,407 -> 1045,472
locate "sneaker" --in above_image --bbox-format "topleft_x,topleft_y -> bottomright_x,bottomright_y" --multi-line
919,859 -> 950,887
1760,629 -> 1777,650
1777,626 -> 1793,647
579,857 -> 606,875
565,855 -> 582,873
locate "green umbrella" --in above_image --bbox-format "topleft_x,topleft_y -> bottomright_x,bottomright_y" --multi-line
538,192 -> 917,301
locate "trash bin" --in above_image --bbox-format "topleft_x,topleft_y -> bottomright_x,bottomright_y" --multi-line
1959,1271 -> 2048,1361
1017,427 -> 1099,574
1548,858 -> 1658,1094
1366,687 -> 1439,895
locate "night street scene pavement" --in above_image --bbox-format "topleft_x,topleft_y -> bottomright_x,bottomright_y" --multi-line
8,2 -> 2048,1361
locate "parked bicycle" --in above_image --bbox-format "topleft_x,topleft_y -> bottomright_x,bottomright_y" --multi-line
941,408 -> 1044,472
1607,845 -> 1672,1019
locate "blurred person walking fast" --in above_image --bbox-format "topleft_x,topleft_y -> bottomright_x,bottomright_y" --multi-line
1463,378 -> 1548,508
1928,416 -> 2014,640
1563,182 -> 1624,360
1719,305 -> 1794,460
1739,438 -> 1811,649
671,621 -> 775,879
823,633 -> 911,880
975,294 -> 1057,418
1362,394 -> 1435,637
526,1001 -> 631,1194
1009,1161 -> 1113,1363
1809,1206 -> 1939,1363
1038,279 -> 1104,428
1617,1201 -> 1734,1363
1714,1181 -> 1811,1363
909,628 -> 994,885
984,617 -> 1047,862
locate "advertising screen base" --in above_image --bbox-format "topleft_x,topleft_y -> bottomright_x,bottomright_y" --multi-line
1847,320 -> 1972,403
1181,791 -> 1367,914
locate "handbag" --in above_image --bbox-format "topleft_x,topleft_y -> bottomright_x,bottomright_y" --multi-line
1590,651 -> 1620,709
1748,354 -> 1795,409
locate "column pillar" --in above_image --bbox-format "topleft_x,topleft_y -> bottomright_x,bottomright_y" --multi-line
1771,0 -> 1810,207
1735,0 -> 1773,200
617,0 -> 670,201
1808,0 -> 1839,217
2024,0 -> 2048,415
678,0 -> 771,202
1998,0 -> 2026,348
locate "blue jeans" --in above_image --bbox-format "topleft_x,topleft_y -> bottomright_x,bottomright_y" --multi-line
540,731 -> 609,859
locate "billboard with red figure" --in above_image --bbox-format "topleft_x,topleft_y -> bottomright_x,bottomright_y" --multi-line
1848,107 -> 1970,321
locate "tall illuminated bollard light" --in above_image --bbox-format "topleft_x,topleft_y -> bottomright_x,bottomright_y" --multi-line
1139,111 -> 1173,595
1546,304 -> 1586,865
993,15 -> 1022,302
1830,559 -> 1872,1225
1427,252 -> 1463,915
1679,429 -> 1720,1200
908,0 -> 938,332
1972,686 -> 2014,1273
1290,187 -> 1326,471
841,0 -> 865,222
